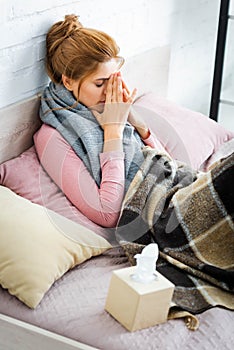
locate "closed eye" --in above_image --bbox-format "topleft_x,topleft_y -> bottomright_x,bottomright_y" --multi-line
95,78 -> 109,88
95,82 -> 104,87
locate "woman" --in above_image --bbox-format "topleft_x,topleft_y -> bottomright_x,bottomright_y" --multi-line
34,14 -> 164,228
35,14 -> 234,307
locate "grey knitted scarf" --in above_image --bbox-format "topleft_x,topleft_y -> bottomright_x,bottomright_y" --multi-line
40,82 -> 145,191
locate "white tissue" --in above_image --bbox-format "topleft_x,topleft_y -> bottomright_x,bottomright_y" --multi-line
131,243 -> 159,284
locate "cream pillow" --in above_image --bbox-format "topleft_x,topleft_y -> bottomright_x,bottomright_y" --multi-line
0,185 -> 112,308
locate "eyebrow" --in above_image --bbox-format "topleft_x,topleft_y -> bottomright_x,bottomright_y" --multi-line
94,77 -> 110,82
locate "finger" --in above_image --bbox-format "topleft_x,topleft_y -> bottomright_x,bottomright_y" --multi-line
117,76 -> 123,103
105,75 -> 113,104
121,78 -> 130,95
122,88 -> 130,103
111,73 -> 118,102
123,88 -> 128,99
127,88 -> 137,104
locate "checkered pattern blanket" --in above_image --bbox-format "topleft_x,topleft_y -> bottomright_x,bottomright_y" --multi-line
116,147 -> 234,320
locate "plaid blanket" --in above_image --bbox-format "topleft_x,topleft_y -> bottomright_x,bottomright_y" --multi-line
116,147 -> 234,326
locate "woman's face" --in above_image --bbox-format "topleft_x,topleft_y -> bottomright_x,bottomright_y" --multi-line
68,59 -> 121,107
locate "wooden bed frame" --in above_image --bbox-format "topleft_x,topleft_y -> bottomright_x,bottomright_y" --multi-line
0,314 -> 97,350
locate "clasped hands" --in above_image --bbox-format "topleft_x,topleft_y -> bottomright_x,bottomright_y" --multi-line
92,72 -> 137,135
93,72 -> 150,141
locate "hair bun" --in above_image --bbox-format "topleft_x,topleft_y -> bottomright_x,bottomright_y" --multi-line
64,14 -> 83,32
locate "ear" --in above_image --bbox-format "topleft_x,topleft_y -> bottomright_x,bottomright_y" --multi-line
62,74 -> 74,91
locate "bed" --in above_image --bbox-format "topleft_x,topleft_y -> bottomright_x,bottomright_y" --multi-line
0,93 -> 234,350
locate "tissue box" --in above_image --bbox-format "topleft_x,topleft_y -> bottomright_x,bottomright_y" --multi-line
105,266 -> 174,332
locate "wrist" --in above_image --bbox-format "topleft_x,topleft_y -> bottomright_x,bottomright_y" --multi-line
137,127 -> 150,140
104,125 -> 124,140
103,138 -> 123,153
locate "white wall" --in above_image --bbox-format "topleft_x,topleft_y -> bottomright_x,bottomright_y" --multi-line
0,0 -> 225,122
0,0 -> 172,109
167,0 -> 220,115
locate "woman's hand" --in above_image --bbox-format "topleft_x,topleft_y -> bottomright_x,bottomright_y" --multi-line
93,73 -> 136,133
122,76 -> 150,140
92,72 -> 137,152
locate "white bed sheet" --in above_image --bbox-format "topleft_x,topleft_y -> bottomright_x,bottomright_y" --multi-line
0,246 -> 234,350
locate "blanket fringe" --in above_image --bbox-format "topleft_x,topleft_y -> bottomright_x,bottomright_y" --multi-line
168,308 -> 199,331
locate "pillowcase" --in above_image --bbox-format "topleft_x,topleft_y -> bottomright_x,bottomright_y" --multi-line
0,145 -> 108,239
133,93 -> 234,170
0,185 -> 112,308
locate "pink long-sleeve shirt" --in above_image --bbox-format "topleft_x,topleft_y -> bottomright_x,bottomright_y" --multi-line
34,124 -> 164,227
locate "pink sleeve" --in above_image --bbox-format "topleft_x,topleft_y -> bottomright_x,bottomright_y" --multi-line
142,129 -> 166,152
33,124 -> 125,227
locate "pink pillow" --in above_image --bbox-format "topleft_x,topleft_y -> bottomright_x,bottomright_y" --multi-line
133,93 -> 234,170
0,146 -> 108,239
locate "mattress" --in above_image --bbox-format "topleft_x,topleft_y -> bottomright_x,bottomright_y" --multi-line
1,246 -> 234,350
